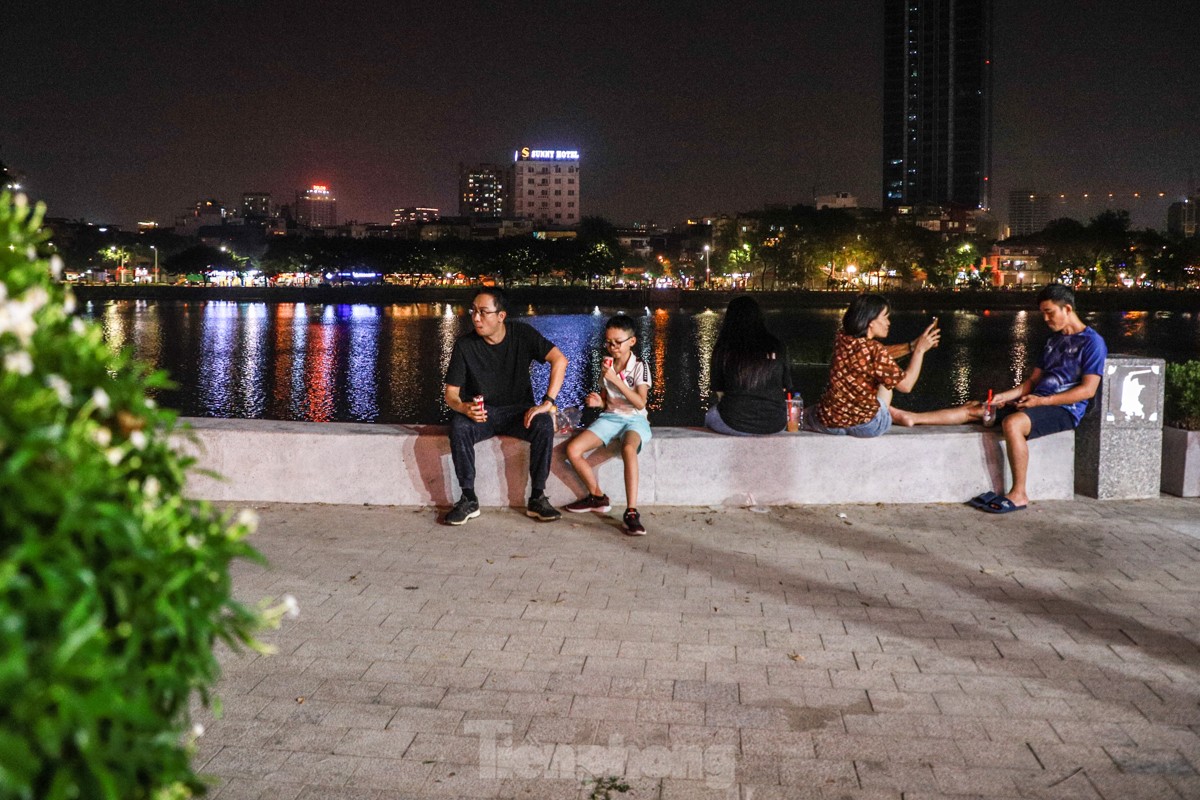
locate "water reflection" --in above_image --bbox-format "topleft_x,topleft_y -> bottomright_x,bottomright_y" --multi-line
82,301 -> 1200,426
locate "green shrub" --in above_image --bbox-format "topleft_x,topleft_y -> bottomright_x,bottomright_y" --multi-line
0,192 -> 277,799
1165,360 -> 1200,431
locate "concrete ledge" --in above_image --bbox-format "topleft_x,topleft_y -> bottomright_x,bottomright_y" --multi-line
177,418 -> 1075,507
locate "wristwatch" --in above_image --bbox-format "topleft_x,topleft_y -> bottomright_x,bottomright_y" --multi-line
542,393 -> 557,407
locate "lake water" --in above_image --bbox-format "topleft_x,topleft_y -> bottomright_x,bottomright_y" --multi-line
84,300 -> 1200,426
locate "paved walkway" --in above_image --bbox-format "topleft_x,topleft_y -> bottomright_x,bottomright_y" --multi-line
192,498 -> 1200,799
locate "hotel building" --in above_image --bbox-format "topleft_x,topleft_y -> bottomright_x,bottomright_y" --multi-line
295,185 -> 337,229
511,147 -> 580,227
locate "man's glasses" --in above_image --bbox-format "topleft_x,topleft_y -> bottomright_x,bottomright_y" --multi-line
468,307 -> 500,317
604,336 -> 633,347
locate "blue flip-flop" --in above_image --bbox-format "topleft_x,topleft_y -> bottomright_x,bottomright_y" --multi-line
980,496 -> 1026,514
967,490 -> 999,508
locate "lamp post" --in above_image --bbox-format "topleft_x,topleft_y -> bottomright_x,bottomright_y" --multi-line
703,244 -> 711,289
150,245 -> 158,284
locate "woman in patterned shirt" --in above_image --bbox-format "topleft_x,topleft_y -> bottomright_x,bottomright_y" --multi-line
803,294 -> 940,437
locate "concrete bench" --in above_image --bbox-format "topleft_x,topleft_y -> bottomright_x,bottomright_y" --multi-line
178,418 -> 1074,507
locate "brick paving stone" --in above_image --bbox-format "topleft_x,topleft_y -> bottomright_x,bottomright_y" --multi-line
674,679 -> 739,704
560,637 -> 620,657
608,677 -> 676,700
376,683 -> 446,708
705,662 -> 770,686
211,778 -> 305,800
263,722 -> 349,753
295,787 -> 379,800
569,695 -> 640,721
332,727 -> 416,759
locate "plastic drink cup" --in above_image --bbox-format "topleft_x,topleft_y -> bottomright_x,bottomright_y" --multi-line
786,396 -> 803,432
602,356 -> 613,371
982,389 -> 996,427
473,395 -> 485,416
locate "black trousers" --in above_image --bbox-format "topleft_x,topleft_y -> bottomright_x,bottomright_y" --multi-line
449,404 -> 554,497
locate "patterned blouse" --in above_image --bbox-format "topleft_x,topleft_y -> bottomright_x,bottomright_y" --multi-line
815,332 -> 904,429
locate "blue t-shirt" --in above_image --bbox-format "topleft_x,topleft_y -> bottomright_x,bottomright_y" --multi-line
1033,326 -> 1107,425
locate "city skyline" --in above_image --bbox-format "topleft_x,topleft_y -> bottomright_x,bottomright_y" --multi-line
2,1 -> 1197,230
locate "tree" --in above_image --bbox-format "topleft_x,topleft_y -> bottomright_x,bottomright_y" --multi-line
163,244 -> 235,282
0,191 -> 280,799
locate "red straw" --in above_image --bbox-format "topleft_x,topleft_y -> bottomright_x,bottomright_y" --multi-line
986,389 -> 993,404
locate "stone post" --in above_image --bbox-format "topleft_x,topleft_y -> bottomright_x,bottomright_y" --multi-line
1075,356 -> 1165,499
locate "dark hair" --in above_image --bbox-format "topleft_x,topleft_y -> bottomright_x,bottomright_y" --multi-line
712,296 -> 782,388
842,293 -> 890,337
1036,283 -> 1075,309
473,287 -> 508,314
605,314 -> 636,336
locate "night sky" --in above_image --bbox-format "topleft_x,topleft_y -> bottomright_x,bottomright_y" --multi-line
3,1 -> 1197,230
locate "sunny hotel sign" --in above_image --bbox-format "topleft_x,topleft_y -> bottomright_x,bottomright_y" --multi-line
515,147 -> 580,161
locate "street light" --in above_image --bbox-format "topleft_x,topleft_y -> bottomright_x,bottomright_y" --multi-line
703,244 -> 711,289
150,245 -> 158,284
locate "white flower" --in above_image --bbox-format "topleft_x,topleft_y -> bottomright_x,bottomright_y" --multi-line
143,476 -> 160,497
191,723 -> 205,738
105,448 -> 123,466
92,426 -> 112,447
185,534 -> 202,549
71,318 -> 87,336
22,286 -> 48,314
50,255 -> 64,280
129,430 -> 147,450
63,292 -> 76,315
25,247 -> 36,261
91,387 -> 111,412
282,594 -> 300,619
46,374 -> 72,405
0,297 -> 38,343
145,398 -> 157,409
235,508 -> 259,533
4,350 -> 33,376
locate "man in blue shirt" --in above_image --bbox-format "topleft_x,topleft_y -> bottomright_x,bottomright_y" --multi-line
896,284 -> 1107,512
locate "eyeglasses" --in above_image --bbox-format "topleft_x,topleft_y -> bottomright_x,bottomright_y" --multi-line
604,336 -> 633,347
468,307 -> 499,317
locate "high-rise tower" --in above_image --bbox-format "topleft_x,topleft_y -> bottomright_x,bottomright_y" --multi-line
295,184 -> 337,229
883,0 -> 993,210
459,163 -> 507,219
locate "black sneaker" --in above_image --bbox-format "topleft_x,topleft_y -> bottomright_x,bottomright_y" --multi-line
565,493 -> 612,513
445,496 -> 480,525
623,508 -> 646,536
526,494 -> 561,522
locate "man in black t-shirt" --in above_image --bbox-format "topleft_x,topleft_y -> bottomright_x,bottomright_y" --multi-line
443,288 -> 568,525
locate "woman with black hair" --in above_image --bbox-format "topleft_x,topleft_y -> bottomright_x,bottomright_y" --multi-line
804,293 -> 940,437
705,296 -> 794,435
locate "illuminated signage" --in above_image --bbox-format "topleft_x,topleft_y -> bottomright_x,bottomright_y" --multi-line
310,184 -> 329,194
515,147 -> 580,161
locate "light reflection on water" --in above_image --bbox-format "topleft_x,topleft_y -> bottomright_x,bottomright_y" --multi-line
86,300 -> 1200,426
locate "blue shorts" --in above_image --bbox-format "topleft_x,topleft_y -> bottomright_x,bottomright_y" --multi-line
802,400 -> 892,438
587,411 -> 652,452
995,405 -> 1075,440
